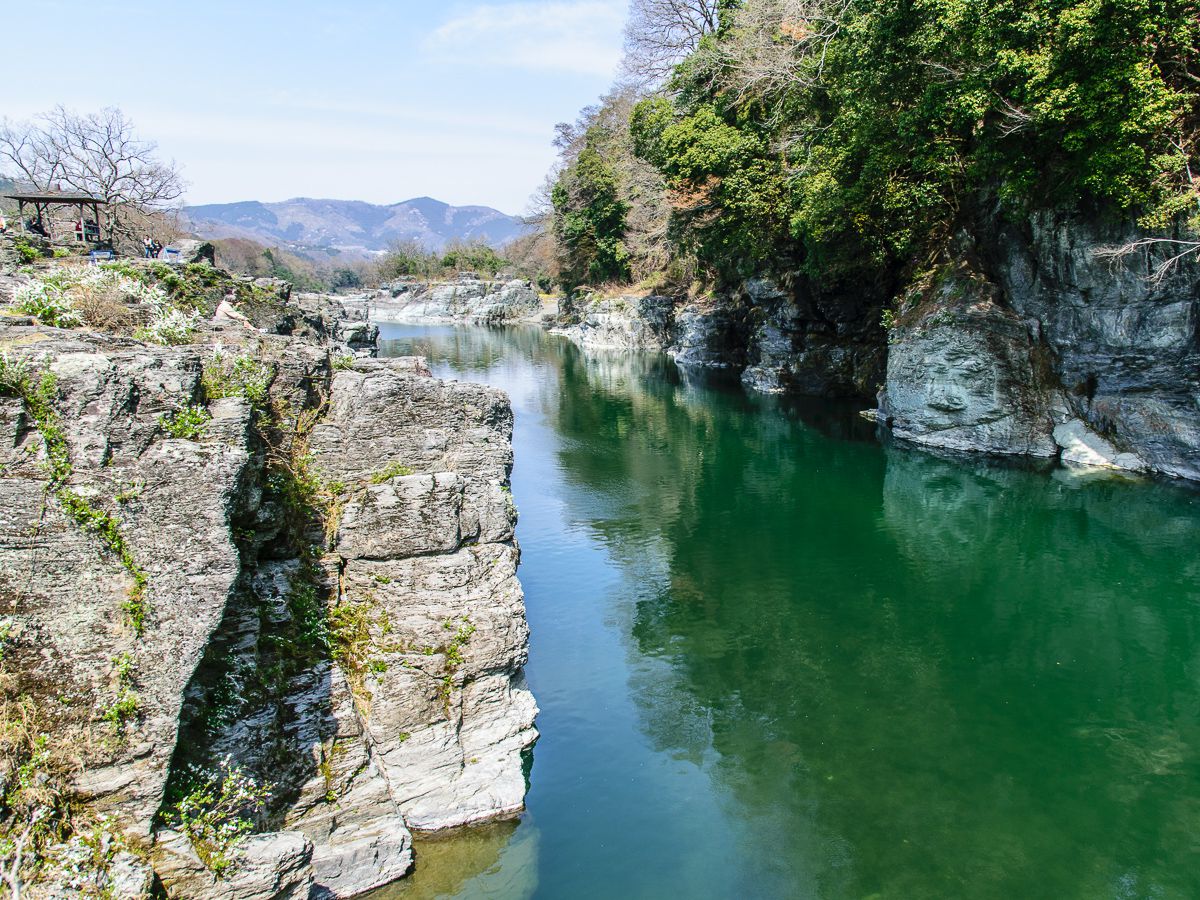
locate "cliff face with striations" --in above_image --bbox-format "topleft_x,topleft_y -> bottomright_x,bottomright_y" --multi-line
553,212 -> 1199,482
880,214 -> 1200,480
371,275 -> 545,325
0,242 -> 536,899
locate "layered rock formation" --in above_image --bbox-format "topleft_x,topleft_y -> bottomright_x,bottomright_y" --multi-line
555,279 -> 885,398
880,217 -> 1200,480
553,213 -> 1198,481
0,248 -> 537,898
373,276 -> 543,325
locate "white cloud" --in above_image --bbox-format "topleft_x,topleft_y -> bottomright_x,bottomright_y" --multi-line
424,1 -> 626,77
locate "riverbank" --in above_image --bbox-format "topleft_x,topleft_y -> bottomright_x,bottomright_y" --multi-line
546,212 -> 1200,484
0,243 -> 536,898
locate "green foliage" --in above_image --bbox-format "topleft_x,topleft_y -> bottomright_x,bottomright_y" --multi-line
13,279 -> 83,328
166,758 -> 272,876
440,241 -> 509,276
376,240 -> 442,281
134,307 -> 200,345
368,461 -> 415,484
51,248 -> 71,259
436,617 -> 476,713
631,99 -> 790,278
201,349 -> 273,409
621,0 -> 1200,281
552,141 -> 632,292
376,239 -> 511,281
11,237 -> 41,263
328,600 -> 393,706
102,653 -> 140,733
332,355 -> 355,371
329,267 -> 362,289
159,405 -> 212,440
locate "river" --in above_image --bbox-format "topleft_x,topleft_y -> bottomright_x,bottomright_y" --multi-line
370,323 -> 1200,900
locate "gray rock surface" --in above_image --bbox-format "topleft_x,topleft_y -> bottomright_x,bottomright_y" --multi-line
0,255 -> 537,896
153,829 -> 314,900
880,259 -> 1063,457
1053,419 -> 1148,472
991,211 -> 1200,479
375,277 -> 541,324
171,239 -> 217,265
555,294 -> 675,352
881,216 -> 1200,479
312,364 -> 539,832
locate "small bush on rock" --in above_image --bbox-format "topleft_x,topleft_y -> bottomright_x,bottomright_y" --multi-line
134,307 -> 200,345
201,347 -> 273,409
167,758 -> 272,876
159,405 -> 211,440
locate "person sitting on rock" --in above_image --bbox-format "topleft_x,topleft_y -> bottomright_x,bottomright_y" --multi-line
214,291 -> 256,330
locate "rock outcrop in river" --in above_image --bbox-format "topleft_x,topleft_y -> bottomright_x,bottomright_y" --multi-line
880,216 -> 1200,480
0,241 -> 536,898
373,275 -> 544,324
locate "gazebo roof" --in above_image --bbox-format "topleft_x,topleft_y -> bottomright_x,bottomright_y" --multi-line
4,191 -> 106,204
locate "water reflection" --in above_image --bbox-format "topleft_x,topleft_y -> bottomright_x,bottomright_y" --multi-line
378,325 -> 1200,900
368,821 -> 537,900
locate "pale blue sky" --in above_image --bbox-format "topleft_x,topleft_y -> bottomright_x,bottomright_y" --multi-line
5,0 -> 628,213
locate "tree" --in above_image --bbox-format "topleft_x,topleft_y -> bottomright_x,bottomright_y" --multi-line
621,0 -> 723,85
0,107 -> 184,243
552,142 -> 632,292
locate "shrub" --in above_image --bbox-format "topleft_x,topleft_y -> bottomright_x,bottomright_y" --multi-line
167,758 -> 272,876
159,405 -> 211,440
201,348 -> 273,409
101,653 -> 139,733
11,237 -> 40,263
135,307 -> 200,345
13,280 -> 83,328
368,461 -> 414,484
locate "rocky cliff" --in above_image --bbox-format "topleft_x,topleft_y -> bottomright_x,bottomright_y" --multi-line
553,212 -> 1199,481
0,245 -> 536,898
555,276 -> 886,400
880,215 -> 1200,480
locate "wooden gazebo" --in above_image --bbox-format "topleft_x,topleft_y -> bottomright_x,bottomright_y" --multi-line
4,190 -> 107,243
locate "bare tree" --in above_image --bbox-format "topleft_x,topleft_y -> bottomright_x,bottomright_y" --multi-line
714,0 -> 851,104
620,0 -> 722,86
0,107 -> 184,242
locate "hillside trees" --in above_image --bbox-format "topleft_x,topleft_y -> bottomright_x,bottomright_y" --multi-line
549,88 -> 680,293
552,0 -> 1200,293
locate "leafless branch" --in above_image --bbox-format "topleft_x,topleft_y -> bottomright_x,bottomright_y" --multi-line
1094,237 -> 1200,284
712,0 -> 852,112
0,107 -> 185,243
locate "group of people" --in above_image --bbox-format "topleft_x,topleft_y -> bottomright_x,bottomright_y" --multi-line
142,236 -> 164,258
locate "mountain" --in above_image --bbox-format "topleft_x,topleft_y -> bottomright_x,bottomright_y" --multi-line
183,196 -> 532,256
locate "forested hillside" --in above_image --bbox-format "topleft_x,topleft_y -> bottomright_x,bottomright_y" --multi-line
550,0 -> 1200,294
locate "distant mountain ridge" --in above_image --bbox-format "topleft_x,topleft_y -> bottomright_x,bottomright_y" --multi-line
183,196 -> 531,256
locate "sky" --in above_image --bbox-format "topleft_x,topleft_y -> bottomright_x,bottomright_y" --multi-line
4,0 -> 629,214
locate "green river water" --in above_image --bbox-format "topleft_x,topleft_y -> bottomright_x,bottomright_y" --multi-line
371,323 -> 1200,900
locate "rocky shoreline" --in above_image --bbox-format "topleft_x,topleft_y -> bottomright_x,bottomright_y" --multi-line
548,214 -> 1200,483
0,243 -> 537,898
